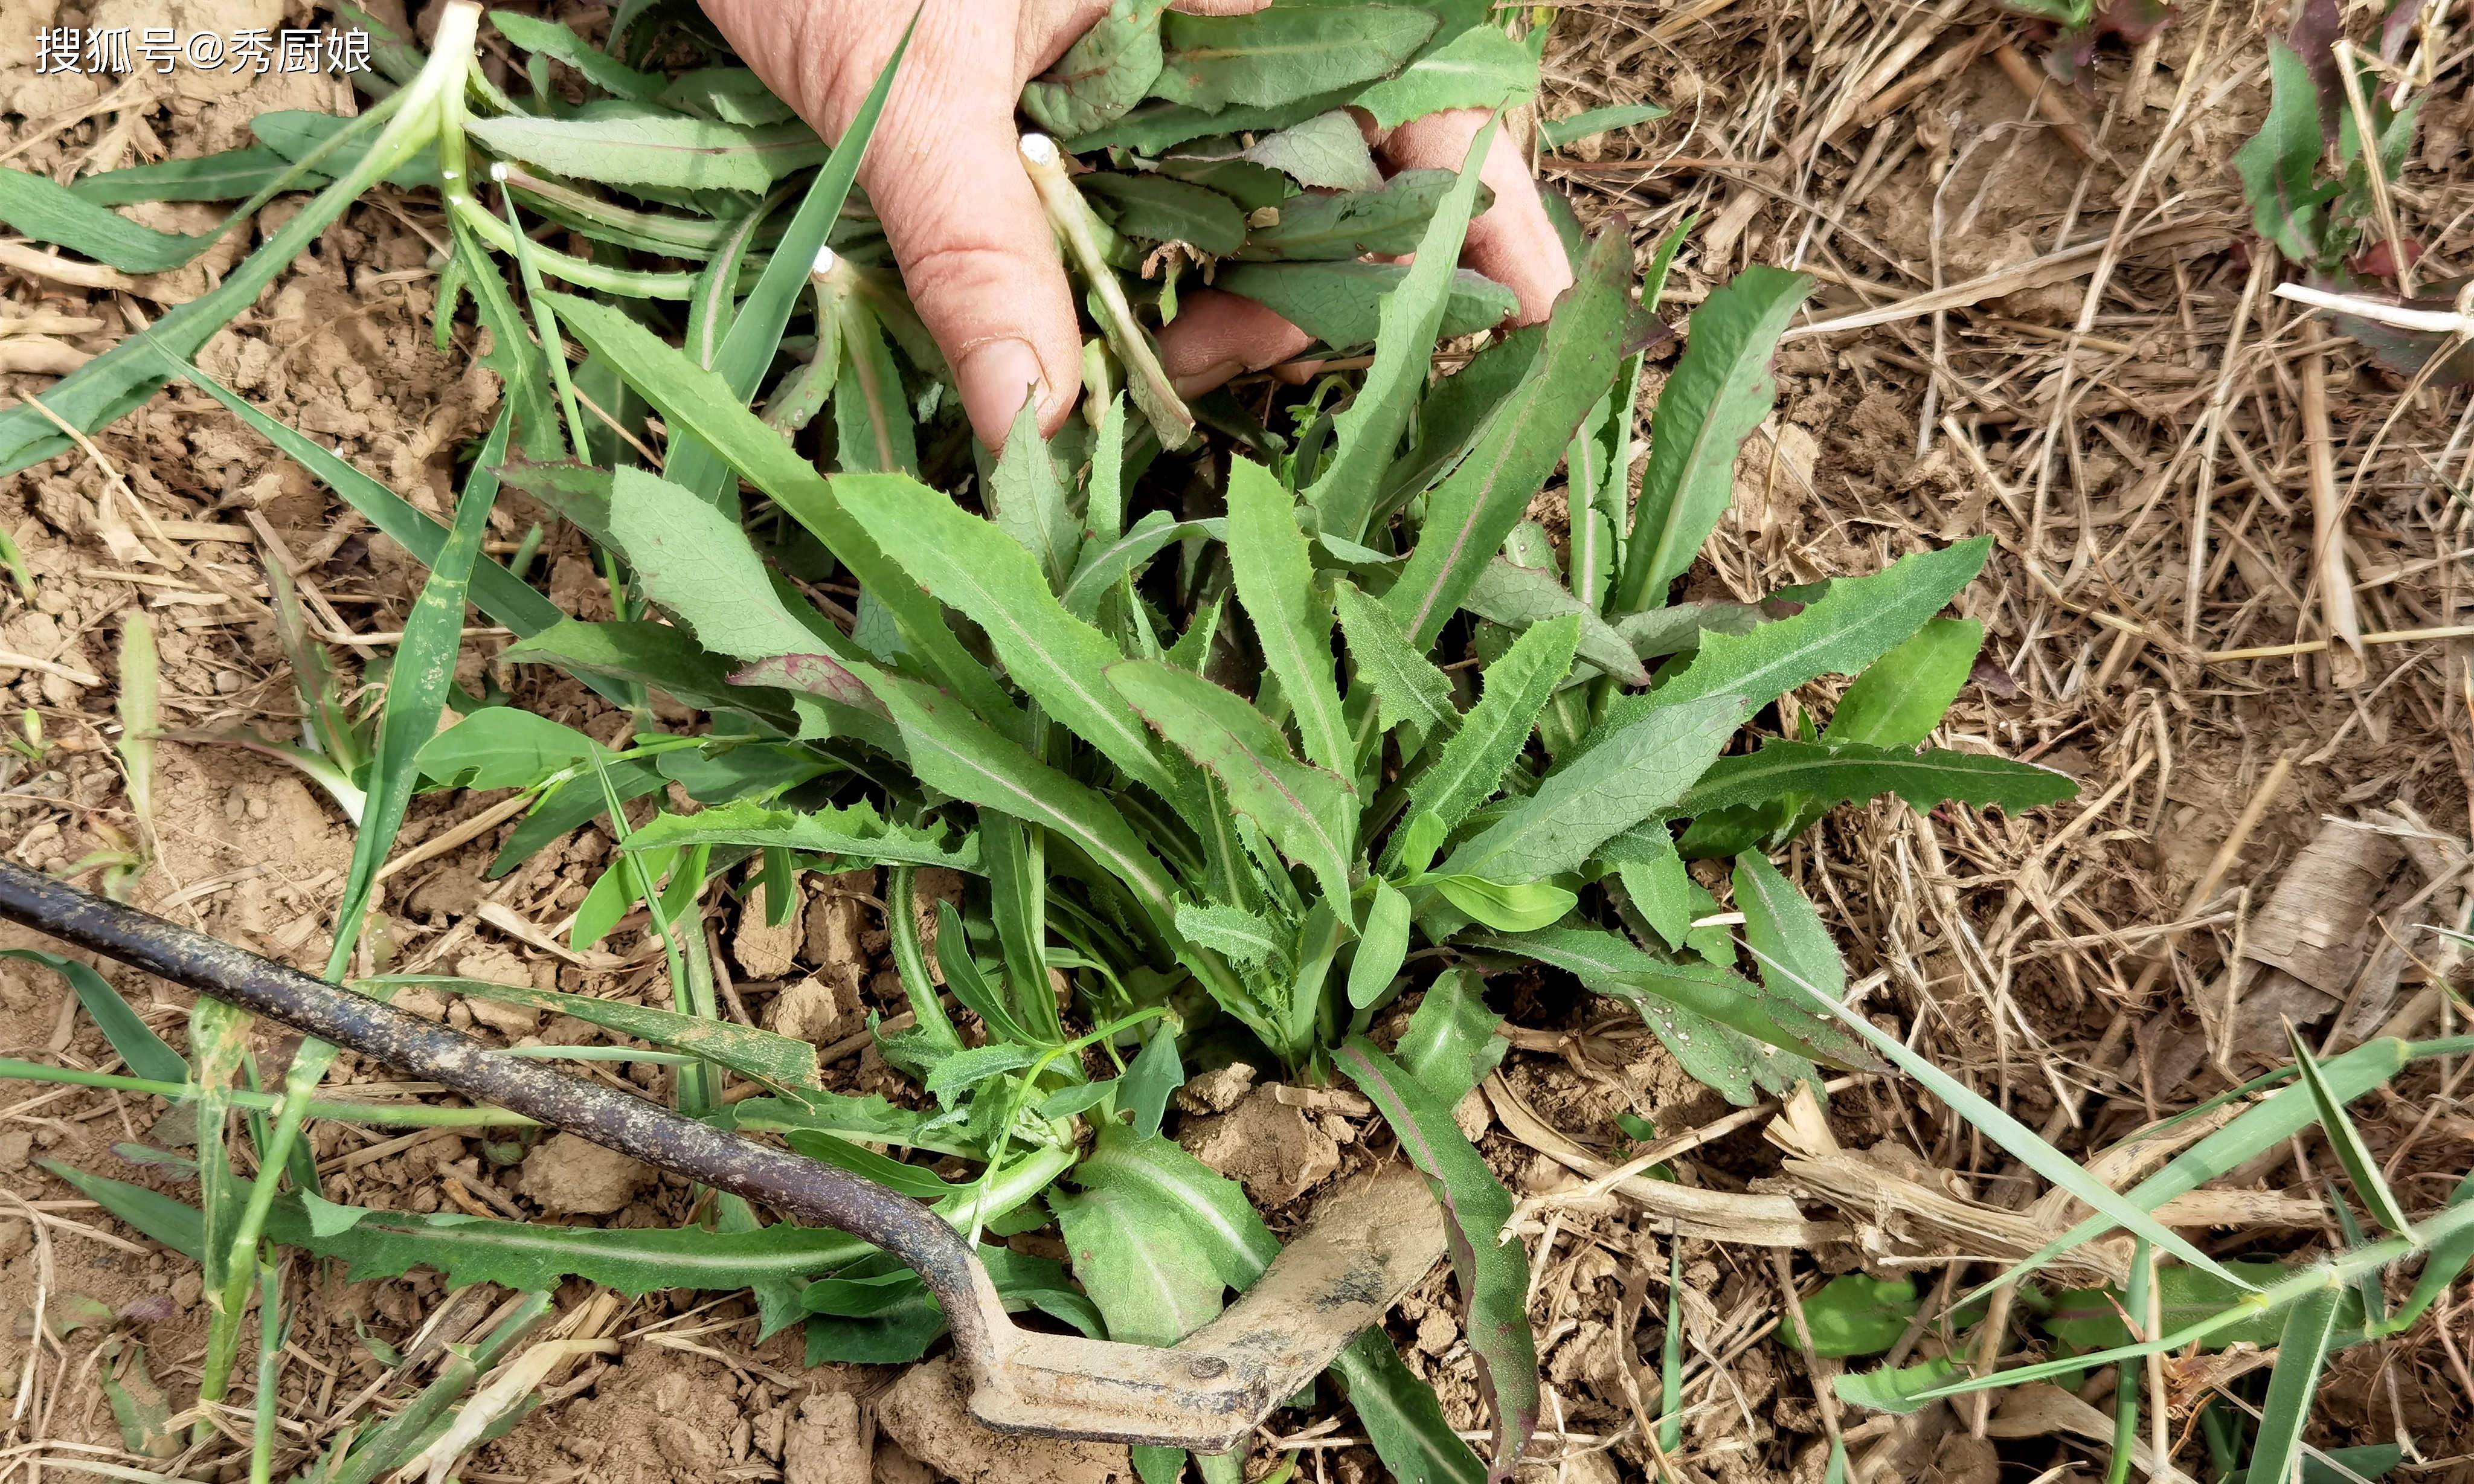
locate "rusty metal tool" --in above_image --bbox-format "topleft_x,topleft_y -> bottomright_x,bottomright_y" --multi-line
0,859 -> 1444,1451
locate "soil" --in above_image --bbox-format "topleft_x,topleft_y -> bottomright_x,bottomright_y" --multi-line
1,1 -> 2470,1482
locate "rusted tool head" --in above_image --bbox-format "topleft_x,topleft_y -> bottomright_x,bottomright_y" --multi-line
0,862 -> 1444,1451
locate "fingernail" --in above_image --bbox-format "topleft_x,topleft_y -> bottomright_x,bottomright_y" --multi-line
957,339 -> 1049,446
1172,359 -> 1245,400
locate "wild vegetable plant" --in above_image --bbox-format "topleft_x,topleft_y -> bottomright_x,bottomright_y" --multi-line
0,4 -> 2110,1480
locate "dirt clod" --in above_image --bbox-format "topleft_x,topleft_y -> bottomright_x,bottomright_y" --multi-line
783,1390 -> 870,1484
1178,1084 -> 1340,1206
877,1356 -> 1132,1484
520,1132 -> 653,1215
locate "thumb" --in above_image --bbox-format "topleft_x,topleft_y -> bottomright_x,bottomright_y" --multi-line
701,0 -> 1083,449
866,108 -> 1087,447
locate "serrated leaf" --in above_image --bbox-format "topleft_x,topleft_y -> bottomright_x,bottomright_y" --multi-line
1387,225 -> 1633,647
622,797 -> 978,872
1122,1026 -> 1184,1140
1081,170 -> 1247,255
1440,692 -> 1737,884
545,294 -> 1009,722
608,466 -> 840,660
1309,125 -> 1491,540
489,10 -> 665,100
1430,874 -> 1576,933
1381,615 -> 1577,871
1790,1274 -> 1921,1358
416,708 -> 599,791
1175,901 -> 1293,971
1462,558 -> 1650,685
467,110 -> 827,193
658,67 -> 802,126
1023,0 -> 1174,137
1241,109 -> 1384,191
1613,265 -> 1811,612
1673,740 -> 2078,853
835,473 -> 1177,800
1354,22 -> 1538,130
866,667 -> 1179,936
368,974 -> 821,1089
1601,539 -> 1991,742
1733,853 -> 1845,1005
1053,1174 -> 1228,1346
991,400 -> 1083,589
252,111 -> 443,192
1216,261 -> 1517,348
69,146 -> 313,206
1337,1038 -> 1536,1479
1607,827 -> 1695,952
1241,170 -> 1477,260
1335,580 -> 1456,746
1152,3 -> 1438,111
1834,1358 -> 1961,1415
1110,660 -> 1357,910
2237,42 -> 2333,263
1227,458 -> 1350,775
1540,101 -> 1670,149
1474,923 -> 1864,1070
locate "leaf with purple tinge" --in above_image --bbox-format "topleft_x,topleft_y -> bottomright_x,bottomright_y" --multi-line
1335,1036 -> 1537,1482
728,654 -> 882,713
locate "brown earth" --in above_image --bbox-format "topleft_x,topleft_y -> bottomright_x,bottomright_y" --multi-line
2,0 -> 2470,1482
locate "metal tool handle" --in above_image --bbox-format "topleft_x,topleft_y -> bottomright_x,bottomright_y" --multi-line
0,861 -> 1006,1363
0,860 -> 1442,1451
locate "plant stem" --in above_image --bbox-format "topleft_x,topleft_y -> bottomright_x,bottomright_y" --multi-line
1018,133 -> 1193,448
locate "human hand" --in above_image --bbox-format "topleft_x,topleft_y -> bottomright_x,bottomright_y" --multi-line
696,0 -> 1576,449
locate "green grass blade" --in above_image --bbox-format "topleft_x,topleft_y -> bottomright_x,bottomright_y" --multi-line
2243,1276 -> 2345,1484
1306,122 -> 1491,541
2287,1023 -> 2418,1238
1227,458 -> 1350,775
660,88 -> 840,499
0,949 -> 185,1083
0,18 -> 462,477
1741,933 -> 2257,1287
1978,1037 -> 2415,1300
155,353 -> 570,644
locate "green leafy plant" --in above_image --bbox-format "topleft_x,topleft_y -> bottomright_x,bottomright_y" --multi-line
0,4 -> 2095,1479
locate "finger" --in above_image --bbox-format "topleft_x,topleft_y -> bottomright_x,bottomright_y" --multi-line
701,0 -> 1084,448
1380,108 -> 1575,324
1154,291 -> 1317,399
